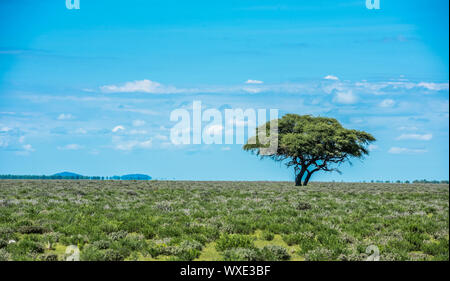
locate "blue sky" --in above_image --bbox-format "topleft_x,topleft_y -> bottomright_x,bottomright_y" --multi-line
0,0 -> 448,181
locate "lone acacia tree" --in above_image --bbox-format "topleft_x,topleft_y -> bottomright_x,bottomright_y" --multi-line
243,114 -> 375,186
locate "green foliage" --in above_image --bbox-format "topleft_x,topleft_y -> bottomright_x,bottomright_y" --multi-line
215,234 -> 254,251
260,245 -> 290,260
40,253 -> 58,261
244,114 -> 376,185
260,231 -> 275,241
222,248 -> 261,261
172,241 -> 203,261
0,180 -> 448,261
18,226 -> 48,234
0,249 -> 11,261
80,245 -> 125,261
222,245 -> 290,261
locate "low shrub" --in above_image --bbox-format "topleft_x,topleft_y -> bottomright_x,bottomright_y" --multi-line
10,239 -> 45,256
260,231 -> 274,241
222,248 -> 261,261
0,238 -> 7,249
92,240 -> 111,250
108,230 -> 128,241
260,245 -> 290,261
215,234 -> 254,251
80,245 -> 125,261
0,249 -> 11,261
80,245 -> 103,261
18,226 -> 48,234
40,253 -> 58,261
102,249 -> 125,261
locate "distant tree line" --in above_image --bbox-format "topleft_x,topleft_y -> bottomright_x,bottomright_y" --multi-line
0,174 -> 447,183
363,180 -> 449,184
0,175 -> 151,180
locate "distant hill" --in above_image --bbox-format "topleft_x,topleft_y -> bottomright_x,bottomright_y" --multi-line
120,174 -> 152,180
52,171 -> 83,177
0,172 -> 151,180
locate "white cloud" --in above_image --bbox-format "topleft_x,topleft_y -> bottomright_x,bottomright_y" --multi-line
354,81 -> 449,93
0,136 -> 8,147
15,144 -> 35,155
417,82 -> 449,91
112,125 -> 125,133
96,78 -> 448,97
154,134 -> 168,141
0,126 -> 11,132
22,144 -> 35,152
75,128 -> 87,134
100,79 -> 182,94
396,133 -> 432,141
132,120 -> 146,127
114,138 -> 153,151
368,144 -> 378,151
379,99 -> 395,107
57,113 -> 74,120
245,79 -> 264,84
388,147 -> 427,154
324,75 -> 339,80
398,126 -> 418,131
122,108 -> 159,116
242,87 -> 262,94
58,144 -> 84,150
221,146 -> 231,151
333,91 -> 357,104
129,129 -> 148,135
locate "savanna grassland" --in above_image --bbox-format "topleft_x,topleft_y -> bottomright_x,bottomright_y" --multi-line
0,180 -> 448,261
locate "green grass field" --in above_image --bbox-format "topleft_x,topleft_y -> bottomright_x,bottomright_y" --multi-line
0,180 -> 448,261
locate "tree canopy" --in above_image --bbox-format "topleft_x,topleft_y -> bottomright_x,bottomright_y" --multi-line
243,114 -> 376,186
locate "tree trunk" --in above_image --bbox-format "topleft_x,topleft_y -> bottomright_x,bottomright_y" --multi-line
295,167 -> 306,186
303,171 -> 313,186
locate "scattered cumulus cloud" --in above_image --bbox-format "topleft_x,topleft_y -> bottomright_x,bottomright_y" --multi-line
242,87 -> 262,94
75,128 -> 87,134
333,91 -> 357,104
368,144 -> 379,151
97,78 -> 448,96
0,136 -> 8,147
396,133 -> 432,141
112,125 -> 125,133
100,79 -> 182,94
58,144 -> 84,150
245,79 -> 264,84
379,99 -> 395,108
388,147 -> 427,154
21,144 -> 35,153
154,134 -> 168,141
324,75 -> 339,80
417,82 -> 449,91
57,113 -> 74,120
114,138 -> 153,151
132,120 -> 146,127
398,126 -> 418,131
121,107 -> 159,116
129,129 -> 148,135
